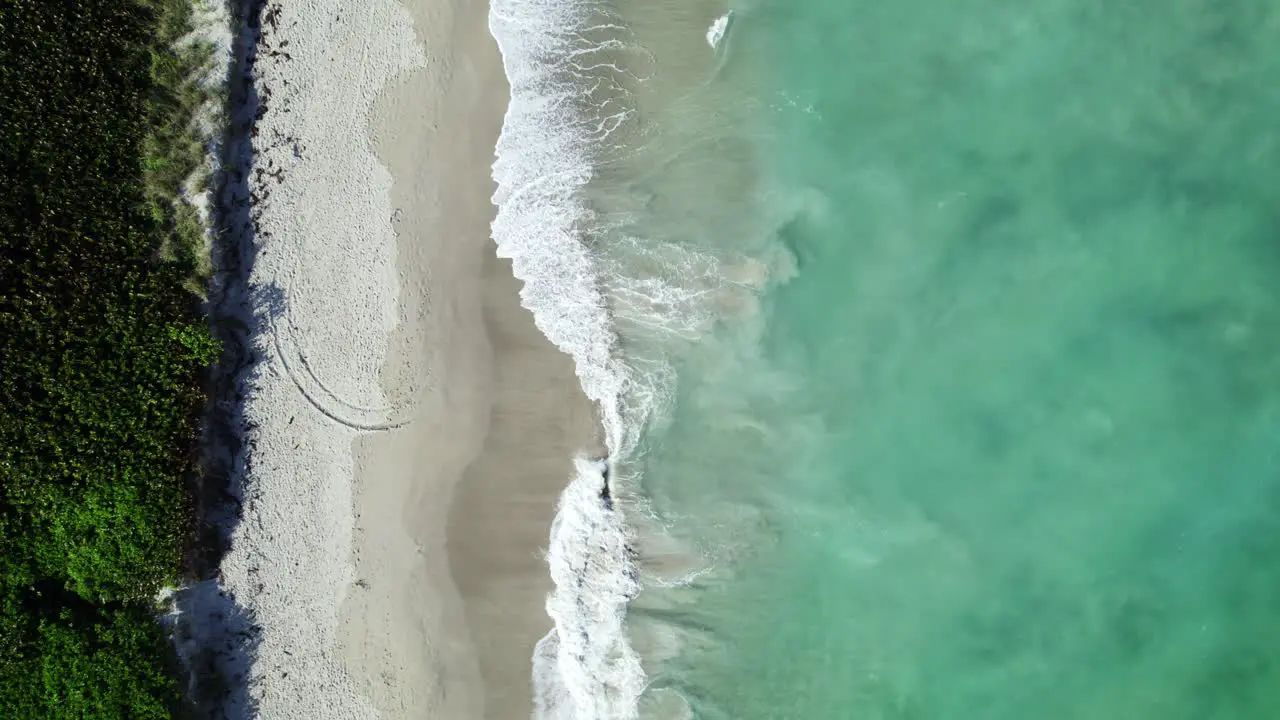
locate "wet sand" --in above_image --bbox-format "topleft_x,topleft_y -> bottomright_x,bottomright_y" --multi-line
341,0 -> 600,717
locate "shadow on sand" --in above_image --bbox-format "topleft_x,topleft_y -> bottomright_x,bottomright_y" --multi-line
167,1 -> 292,716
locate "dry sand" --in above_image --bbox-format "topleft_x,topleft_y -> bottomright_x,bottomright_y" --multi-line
207,0 -> 598,717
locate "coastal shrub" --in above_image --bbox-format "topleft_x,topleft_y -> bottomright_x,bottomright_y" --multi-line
1,0 -> 220,715
0,598 -> 177,720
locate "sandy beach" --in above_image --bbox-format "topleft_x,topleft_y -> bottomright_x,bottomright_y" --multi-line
344,0 -> 604,716
210,0 -> 599,716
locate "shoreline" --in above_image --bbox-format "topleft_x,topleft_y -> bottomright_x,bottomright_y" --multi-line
185,0 -> 600,716
344,0 -> 604,715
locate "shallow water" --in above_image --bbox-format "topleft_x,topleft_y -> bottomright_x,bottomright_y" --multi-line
490,0 -> 1280,717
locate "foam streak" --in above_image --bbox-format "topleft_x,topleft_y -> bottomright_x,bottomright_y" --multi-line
488,0 -> 646,716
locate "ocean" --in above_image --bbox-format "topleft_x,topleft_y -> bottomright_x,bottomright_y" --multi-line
489,0 -> 1280,717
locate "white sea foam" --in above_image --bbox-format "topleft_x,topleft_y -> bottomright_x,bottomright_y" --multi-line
489,0 -> 633,451
488,0 -> 646,716
533,458 -> 645,719
706,12 -> 732,49
487,0 -> 774,713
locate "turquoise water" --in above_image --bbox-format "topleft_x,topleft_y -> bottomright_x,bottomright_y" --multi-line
621,1 -> 1280,717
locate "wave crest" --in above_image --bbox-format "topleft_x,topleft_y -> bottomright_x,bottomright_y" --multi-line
488,0 -> 646,716
533,458 -> 644,719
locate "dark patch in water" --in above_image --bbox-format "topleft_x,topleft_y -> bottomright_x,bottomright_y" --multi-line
966,195 -> 1020,240
598,460 -> 613,510
776,216 -> 810,271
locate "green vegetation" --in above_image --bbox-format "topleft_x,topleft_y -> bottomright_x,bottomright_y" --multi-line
0,0 -> 220,716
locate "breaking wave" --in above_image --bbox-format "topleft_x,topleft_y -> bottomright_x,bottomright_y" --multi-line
488,0 -> 650,716
488,0 -> 762,714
